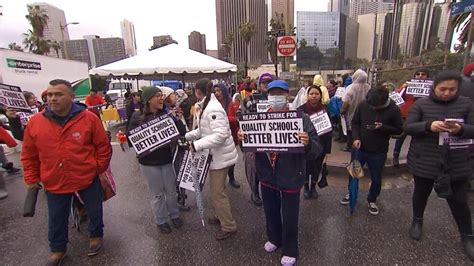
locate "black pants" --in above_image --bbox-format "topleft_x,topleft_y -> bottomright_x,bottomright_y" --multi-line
413,176 -> 472,235
261,184 -> 300,258
228,165 -> 235,181
346,130 -> 353,150
306,152 -> 326,188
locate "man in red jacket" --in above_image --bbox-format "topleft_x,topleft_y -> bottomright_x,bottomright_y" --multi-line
21,79 -> 112,265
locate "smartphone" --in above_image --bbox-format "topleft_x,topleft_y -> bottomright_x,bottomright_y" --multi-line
444,118 -> 459,127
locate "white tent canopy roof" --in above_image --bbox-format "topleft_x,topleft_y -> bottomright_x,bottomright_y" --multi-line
89,44 -> 237,77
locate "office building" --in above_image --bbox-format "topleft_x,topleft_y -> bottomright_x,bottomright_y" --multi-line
271,0 -> 295,27
152,35 -> 177,49
296,11 -> 358,70
62,39 -> 91,66
84,35 -> 99,67
328,0 -> 350,16
207,50 -> 219,59
28,2 -> 70,58
121,19 -> 137,57
430,2 -> 451,49
357,12 -> 392,61
216,0 -> 268,65
349,0 -> 394,20
389,0 -> 434,59
188,31 -> 207,54
92,37 -> 126,67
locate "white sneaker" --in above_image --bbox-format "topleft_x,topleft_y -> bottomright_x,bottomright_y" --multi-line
368,202 -> 379,215
340,194 -> 350,205
264,241 -> 278,253
281,256 -> 296,265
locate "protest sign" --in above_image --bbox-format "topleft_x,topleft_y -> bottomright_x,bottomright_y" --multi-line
176,149 -> 211,192
0,83 -> 31,111
439,132 -> 474,148
389,92 -> 405,106
335,87 -> 345,98
126,114 -> 180,157
310,111 -> 332,136
405,79 -> 433,97
18,107 -> 39,125
256,101 -> 271,113
341,115 -> 348,136
239,111 -> 304,153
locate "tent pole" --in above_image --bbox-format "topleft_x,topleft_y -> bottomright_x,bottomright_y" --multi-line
136,77 -> 139,92
181,74 -> 185,89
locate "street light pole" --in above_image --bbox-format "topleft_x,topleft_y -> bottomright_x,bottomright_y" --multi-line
59,21 -> 79,59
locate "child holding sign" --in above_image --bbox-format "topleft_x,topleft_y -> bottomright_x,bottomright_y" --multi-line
297,85 -> 332,199
128,86 -> 187,234
239,80 -> 321,266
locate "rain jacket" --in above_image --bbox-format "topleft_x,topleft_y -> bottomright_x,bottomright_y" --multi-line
186,94 -> 238,170
313,75 -> 330,105
21,103 -> 112,193
405,90 -> 474,181
342,70 -> 370,130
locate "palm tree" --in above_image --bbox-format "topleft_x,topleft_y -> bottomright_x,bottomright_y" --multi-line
8,43 -> 23,51
23,5 -> 50,55
239,21 -> 256,77
25,5 -> 48,38
221,32 -> 234,62
266,12 -> 286,77
49,40 -> 61,58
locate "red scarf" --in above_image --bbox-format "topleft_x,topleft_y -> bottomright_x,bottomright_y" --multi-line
303,101 -> 324,116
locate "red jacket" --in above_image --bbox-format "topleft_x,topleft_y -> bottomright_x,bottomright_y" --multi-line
21,107 -> 112,193
396,83 -> 416,119
218,97 -> 240,145
85,95 -> 106,115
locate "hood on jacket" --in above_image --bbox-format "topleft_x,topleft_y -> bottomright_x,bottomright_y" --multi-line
352,69 -> 368,84
343,76 -> 353,87
313,74 -> 325,87
44,102 -> 87,126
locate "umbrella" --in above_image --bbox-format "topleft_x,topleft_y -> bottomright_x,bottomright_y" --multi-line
318,156 -> 329,188
190,151 -> 206,227
346,150 -> 364,214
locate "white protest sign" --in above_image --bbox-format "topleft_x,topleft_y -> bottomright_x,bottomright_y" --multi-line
127,114 -> 180,157
389,92 -> 405,106
335,87 -> 345,98
256,101 -> 271,113
310,111 -> 332,136
341,115 -> 348,136
238,111 -> 304,153
0,83 -> 31,111
18,107 -> 39,125
405,79 -> 433,97
439,132 -> 474,148
116,98 -> 125,109
176,149 -> 211,192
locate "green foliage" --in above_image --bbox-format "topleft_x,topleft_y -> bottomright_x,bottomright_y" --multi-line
23,6 -> 51,55
239,21 -> 256,77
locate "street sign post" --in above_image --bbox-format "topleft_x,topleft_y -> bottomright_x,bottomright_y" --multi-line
451,0 -> 474,16
277,36 -> 297,57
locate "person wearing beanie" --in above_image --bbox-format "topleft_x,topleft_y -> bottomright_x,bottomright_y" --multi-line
238,79 -> 321,266
339,86 -> 403,216
392,68 -> 431,167
128,86 -> 187,234
404,70 -> 474,261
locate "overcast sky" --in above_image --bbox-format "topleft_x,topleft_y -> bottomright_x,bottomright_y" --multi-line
0,0 -> 328,53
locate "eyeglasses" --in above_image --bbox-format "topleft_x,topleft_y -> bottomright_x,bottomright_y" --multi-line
415,72 -> 428,77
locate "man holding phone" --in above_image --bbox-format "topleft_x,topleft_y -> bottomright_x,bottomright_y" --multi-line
340,86 -> 403,215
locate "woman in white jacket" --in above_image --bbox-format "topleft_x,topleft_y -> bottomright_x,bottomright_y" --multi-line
186,78 -> 238,240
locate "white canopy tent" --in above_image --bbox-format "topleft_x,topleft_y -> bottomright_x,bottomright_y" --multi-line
89,44 -> 237,80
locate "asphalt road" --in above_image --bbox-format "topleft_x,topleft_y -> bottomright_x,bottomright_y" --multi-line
1,145 -> 473,265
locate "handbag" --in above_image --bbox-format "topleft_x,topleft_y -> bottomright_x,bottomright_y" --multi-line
99,166 -> 116,201
346,150 -> 364,179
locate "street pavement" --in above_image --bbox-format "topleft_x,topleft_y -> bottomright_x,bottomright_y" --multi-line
1,144 -> 474,265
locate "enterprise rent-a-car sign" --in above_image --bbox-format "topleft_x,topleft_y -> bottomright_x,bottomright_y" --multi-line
6,58 -> 41,74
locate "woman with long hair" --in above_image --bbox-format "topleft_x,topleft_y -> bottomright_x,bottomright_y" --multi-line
186,78 -> 238,240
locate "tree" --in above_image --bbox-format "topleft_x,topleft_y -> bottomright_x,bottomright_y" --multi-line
23,5 -> 50,55
49,40 -> 61,58
265,12 -> 286,77
8,43 -> 23,51
239,21 -> 256,77
221,32 -> 234,62
299,38 -> 307,48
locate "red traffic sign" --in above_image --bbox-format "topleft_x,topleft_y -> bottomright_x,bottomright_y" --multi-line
277,36 -> 296,57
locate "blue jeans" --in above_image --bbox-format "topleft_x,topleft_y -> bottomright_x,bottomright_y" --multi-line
46,177 -> 104,252
347,150 -> 387,203
393,132 -> 407,156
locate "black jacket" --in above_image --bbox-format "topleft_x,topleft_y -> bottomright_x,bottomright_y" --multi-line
352,100 -> 403,153
128,110 -> 186,166
460,76 -> 474,103
405,92 -> 474,181
255,114 -> 322,190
